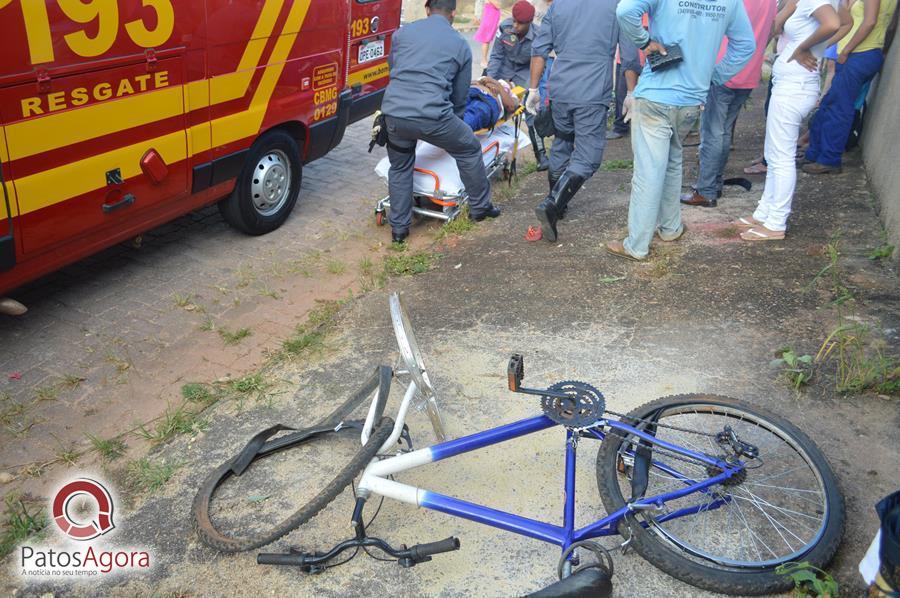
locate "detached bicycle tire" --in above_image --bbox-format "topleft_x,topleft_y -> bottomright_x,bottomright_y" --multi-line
192,366 -> 395,553
596,394 -> 844,596
192,416 -> 394,553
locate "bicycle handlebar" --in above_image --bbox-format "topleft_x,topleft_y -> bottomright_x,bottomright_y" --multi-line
257,552 -> 306,566
407,537 -> 460,562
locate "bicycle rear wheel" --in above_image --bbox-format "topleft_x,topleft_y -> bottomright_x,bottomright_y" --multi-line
596,394 -> 844,596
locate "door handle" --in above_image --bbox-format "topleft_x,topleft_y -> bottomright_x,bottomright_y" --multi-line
102,193 -> 136,214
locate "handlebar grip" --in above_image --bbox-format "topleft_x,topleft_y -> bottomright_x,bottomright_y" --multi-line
408,537 -> 460,561
257,552 -> 306,566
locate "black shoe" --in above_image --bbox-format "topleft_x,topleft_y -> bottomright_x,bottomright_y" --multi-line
535,172 -> 584,242
391,230 -> 408,244
470,204 -> 501,222
547,172 -> 567,219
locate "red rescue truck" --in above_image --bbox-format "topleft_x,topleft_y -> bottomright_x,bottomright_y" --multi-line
0,0 -> 399,296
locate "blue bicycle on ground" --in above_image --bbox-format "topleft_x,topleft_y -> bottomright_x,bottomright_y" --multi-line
193,294 -> 845,596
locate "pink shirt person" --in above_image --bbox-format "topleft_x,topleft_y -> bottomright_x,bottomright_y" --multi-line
720,0 -> 778,89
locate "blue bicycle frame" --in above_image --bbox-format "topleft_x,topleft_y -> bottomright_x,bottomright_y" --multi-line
358,414 -> 742,551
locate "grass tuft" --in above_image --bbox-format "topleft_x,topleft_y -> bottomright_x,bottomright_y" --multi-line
87,434 -> 128,461
126,459 -> 182,494
384,251 -> 437,277
0,494 -> 47,558
218,327 -> 251,345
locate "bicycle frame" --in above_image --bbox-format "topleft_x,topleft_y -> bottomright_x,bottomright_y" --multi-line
358,396 -> 742,551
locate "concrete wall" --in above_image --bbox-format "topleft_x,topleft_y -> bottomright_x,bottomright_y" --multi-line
862,40 -> 900,256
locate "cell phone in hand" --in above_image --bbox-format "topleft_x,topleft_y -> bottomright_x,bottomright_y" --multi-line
647,43 -> 684,72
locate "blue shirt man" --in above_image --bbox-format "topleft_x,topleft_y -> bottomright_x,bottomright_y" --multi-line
606,0 -> 755,260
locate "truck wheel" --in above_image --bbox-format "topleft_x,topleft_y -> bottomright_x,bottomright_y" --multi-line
219,130 -> 302,235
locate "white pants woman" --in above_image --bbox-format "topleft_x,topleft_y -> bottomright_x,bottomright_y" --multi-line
751,78 -> 819,233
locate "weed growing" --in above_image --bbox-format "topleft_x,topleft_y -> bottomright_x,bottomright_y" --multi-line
0,494 -> 47,558
775,562 -> 839,597
87,434 -> 128,461
126,459 -> 182,493
218,327 -> 252,345
384,251 -> 437,277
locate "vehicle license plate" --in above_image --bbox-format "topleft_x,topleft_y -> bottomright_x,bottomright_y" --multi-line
358,40 -> 385,63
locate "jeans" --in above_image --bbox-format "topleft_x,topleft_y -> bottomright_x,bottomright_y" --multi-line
695,84 -> 752,199
805,49 -> 884,167
623,99 -> 701,258
385,114 -> 491,234
753,80 -> 818,231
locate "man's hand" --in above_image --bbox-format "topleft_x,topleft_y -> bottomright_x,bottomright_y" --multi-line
837,51 -> 849,64
525,88 -> 541,115
788,48 -> 818,71
622,92 -> 635,123
643,41 -> 668,56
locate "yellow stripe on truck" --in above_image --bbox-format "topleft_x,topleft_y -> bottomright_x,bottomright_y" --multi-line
347,62 -> 390,88
16,132 -> 187,215
211,0 -> 312,148
2,0 -> 283,163
6,86 -> 185,162
209,0 -> 285,105
14,0 -> 314,217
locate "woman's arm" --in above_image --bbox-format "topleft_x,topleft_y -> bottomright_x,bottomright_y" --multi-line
838,0 -> 881,61
788,3 -> 841,70
773,0 -> 800,37
823,0 -> 854,48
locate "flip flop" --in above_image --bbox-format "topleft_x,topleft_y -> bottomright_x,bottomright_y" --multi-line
743,162 -> 767,175
605,240 -> 644,261
524,225 -> 543,242
740,227 -> 785,241
734,216 -> 763,228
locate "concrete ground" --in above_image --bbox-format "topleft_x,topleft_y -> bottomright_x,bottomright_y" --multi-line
2,92 -> 897,596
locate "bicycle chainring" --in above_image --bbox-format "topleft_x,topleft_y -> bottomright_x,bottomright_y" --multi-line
541,381 -> 606,428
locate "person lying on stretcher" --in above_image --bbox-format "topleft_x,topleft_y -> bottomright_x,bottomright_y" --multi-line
463,76 -> 521,132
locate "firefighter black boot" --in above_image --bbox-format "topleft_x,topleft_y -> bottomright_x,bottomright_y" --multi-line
528,125 -> 549,172
547,171 -> 567,220
534,172 -> 584,242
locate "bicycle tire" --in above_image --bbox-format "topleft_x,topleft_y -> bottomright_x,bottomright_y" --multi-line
193,416 -> 394,553
595,394 -> 844,596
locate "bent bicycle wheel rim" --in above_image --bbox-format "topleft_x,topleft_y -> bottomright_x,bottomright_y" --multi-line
596,394 -> 844,596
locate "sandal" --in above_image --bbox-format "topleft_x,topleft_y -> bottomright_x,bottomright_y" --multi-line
743,162 -> 767,175
740,227 -> 785,241
605,240 -> 644,261
734,216 -> 763,229
524,225 -> 543,242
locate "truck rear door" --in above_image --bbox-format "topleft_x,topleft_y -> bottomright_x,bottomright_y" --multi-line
347,0 -> 402,106
0,0 -> 191,258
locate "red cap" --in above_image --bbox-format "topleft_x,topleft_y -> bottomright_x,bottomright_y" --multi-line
512,1 -> 535,23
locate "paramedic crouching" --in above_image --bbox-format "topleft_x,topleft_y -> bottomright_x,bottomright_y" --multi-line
381,0 -> 501,244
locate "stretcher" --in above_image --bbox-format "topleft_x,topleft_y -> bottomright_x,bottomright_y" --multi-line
374,97 -> 530,225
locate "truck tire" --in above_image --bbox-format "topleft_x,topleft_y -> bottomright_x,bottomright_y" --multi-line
219,129 -> 302,235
